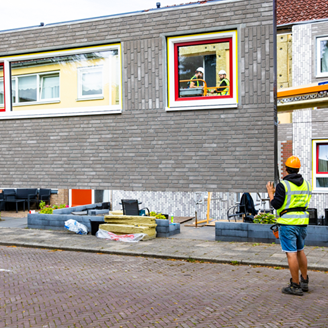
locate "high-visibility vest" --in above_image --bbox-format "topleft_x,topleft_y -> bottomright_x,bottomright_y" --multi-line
218,78 -> 230,95
188,75 -> 199,87
276,180 -> 312,225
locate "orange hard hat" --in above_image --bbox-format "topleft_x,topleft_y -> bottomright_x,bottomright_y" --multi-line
285,156 -> 301,169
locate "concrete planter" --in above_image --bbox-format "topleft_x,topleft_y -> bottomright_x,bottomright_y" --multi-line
28,203 -> 105,232
155,219 -> 180,238
215,222 -> 328,247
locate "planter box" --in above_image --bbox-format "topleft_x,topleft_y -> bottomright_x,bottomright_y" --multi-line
155,219 -> 180,238
215,222 -> 328,247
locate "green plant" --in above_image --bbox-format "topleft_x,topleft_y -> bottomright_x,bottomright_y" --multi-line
149,211 -> 166,220
39,200 -> 46,210
39,207 -> 53,214
253,213 -> 276,224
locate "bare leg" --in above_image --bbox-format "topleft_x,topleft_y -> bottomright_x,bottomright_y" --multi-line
297,250 -> 308,280
286,252 -> 300,284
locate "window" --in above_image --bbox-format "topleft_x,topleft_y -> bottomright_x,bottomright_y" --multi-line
0,44 -> 121,119
77,66 -> 103,99
11,73 -> 59,105
167,30 -> 238,110
317,37 -> 328,77
0,63 -> 5,111
312,140 -> 328,192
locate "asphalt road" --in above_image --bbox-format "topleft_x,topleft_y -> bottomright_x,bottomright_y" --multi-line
0,246 -> 328,328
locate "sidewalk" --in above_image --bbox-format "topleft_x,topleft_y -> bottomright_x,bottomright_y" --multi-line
0,225 -> 327,271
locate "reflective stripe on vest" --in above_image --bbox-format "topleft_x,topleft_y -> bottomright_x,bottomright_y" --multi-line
276,180 -> 312,225
219,78 -> 230,95
189,75 -> 199,87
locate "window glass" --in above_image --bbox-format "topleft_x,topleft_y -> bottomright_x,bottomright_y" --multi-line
18,75 -> 37,103
178,41 -> 230,98
0,65 -> 4,110
0,81 -> 3,106
317,144 -> 328,173
316,178 -> 328,188
10,49 -> 120,109
40,74 -> 59,100
319,39 -> 328,74
80,68 -> 103,97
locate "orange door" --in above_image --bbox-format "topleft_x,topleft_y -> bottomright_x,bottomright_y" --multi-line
71,189 -> 92,207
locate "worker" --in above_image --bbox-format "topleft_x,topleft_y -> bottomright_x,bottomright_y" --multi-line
188,67 -> 204,88
216,70 -> 230,95
266,156 -> 312,296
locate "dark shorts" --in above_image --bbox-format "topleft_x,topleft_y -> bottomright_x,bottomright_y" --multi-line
279,225 -> 307,253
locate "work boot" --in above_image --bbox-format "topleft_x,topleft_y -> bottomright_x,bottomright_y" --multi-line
300,275 -> 309,292
281,278 -> 303,296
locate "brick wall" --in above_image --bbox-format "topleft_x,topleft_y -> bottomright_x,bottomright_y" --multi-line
280,140 -> 293,178
50,189 -> 69,206
0,0 -> 274,192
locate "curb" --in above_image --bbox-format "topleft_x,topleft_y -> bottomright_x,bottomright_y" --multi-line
1,241 -> 327,272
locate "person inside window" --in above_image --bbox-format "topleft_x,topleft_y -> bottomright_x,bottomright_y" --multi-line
188,67 -> 204,88
216,70 -> 230,95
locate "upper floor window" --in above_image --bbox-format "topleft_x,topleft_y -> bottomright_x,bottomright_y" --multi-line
317,36 -> 328,77
166,30 -> 238,111
0,63 -> 5,112
0,44 -> 122,119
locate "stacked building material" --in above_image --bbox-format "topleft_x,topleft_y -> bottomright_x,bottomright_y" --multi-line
100,215 -> 157,240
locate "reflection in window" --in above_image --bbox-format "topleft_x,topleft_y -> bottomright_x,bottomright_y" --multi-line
78,67 -> 103,98
316,178 -> 328,188
10,49 -> 120,108
40,74 -> 59,100
320,39 -> 328,73
178,41 -> 231,98
17,75 -> 37,102
0,65 -> 4,110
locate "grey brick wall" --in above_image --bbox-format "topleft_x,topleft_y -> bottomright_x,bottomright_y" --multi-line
0,0 -> 274,192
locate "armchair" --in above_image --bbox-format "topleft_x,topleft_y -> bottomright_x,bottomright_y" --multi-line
121,199 -> 149,216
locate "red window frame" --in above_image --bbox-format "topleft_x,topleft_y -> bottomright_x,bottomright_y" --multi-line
316,143 -> 328,174
174,37 -> 233,102
0,63 -> 5,112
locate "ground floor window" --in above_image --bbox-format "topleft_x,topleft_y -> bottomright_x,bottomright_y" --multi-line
312,139 -> 328,191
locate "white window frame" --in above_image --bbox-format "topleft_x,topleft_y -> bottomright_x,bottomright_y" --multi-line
312,139 -> 328,193
77,66 -> 104,101
11,71 -> 60,106
316,36 -> 328,78
166,30 -> 238,111
0,44 -> 122,119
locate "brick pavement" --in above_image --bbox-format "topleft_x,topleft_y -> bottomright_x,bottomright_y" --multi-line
0,228 -> 328,271
0,246 -> 328,328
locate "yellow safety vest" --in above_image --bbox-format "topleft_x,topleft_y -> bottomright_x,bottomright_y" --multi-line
218,78 -> 230,95
276,180 -> 312,225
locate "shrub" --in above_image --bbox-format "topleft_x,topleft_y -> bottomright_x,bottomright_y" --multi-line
39,207 -> 53,214
149,211 -> 167,220
253,213 -> 276,224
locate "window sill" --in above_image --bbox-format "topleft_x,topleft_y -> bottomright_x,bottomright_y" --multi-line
76,96 -> 104,101
13,100 -> 60,107
166,103 -> 238,111
311,189 -> 328,194
0,106 -> 122,120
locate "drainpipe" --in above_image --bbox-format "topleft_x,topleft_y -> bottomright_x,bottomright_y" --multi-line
273,0 -> 279,186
